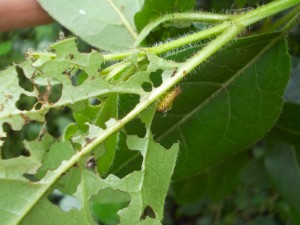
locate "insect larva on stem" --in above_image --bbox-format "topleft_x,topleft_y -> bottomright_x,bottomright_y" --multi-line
156,86 -> 182,112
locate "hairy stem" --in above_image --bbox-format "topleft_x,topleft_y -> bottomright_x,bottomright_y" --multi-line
15,0 -> 300,223
134,12 -> 231,47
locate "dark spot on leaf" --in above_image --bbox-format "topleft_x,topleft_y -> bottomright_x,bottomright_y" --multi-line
16,94 -> 38,111
171,68 -> 178,77
62,66 -> 75,79
85,137 -> 95,144
0,103 -> 4,111
85,156 -> 96,170
91,76 -> 96,80
37,128 -> 47,141
150,69 -> 163,87
37,84 -> 51,104
5,94 -> 13,101
20,113 -> 31,124
140,205 -> 156,220
69,53 -> 74,60
142,82 -> 152,92
16,66 -> 34,92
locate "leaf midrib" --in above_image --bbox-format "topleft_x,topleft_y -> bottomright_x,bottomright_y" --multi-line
157,35 -> 284,142
106,0 -> 138,39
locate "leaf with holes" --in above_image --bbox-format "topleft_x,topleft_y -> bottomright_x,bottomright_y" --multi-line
0,103 -> 178,224
0,38 -> 153,148
151,32 -> 291,202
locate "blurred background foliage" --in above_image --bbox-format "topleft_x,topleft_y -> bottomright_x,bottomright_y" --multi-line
1,0 -> 300,224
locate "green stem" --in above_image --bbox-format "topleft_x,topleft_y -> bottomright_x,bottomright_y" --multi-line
15,1 -> 300,223
267,4 -> 300,32
146,22 -> 230,55
103,23 -> 230,61
233,0 -> 300,27
103,51 -> 135,61
134,12 -> 231,47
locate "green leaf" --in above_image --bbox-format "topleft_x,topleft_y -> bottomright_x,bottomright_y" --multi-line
267,103 -> 300,149
38,0 -> 144,52
134,0 -> 195,31
173,151 -> 249,204
0,38 -> 150,147
206,151 -> 248,202
151,33 -> 290,200
94,94 -> 119,177
265,143 -> 300,214
0,73 -> 178,225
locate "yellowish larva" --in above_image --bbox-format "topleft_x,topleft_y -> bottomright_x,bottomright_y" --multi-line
157,86 -> 182,112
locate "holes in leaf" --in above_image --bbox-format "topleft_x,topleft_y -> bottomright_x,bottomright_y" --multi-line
48,190 -> 81,211
16,94 -> 38,110
45,107 -> 74,138
142,82 -> 152,92
140,205 -> 156,220
89,98 -> 101,106
124,118 -> 146,138
71,69 -> 88,86
36,83 -> 63,104
91,188 -> 131,225
109,132 -> 143,178
35,102 -> 42,110
48,83 -> 63,103
150,69 -> 163,87
1,121 -> 42,159
16,66 -> 34,92
48,190 -> 64,205
118,94 -> 140,118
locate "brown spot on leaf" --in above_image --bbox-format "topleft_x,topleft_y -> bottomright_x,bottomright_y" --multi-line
38,128 -> 47,141
5,95 -> 13,100
171,68 -> 178,77
20,113 -> 30,124
85,137 -> 95,144
91,76 -> 96,80
85,156 -> 96,170
38,83 -> 52,104
0,104 -> 4,111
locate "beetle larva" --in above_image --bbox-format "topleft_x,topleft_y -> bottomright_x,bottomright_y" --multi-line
156,86 -> 182,112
